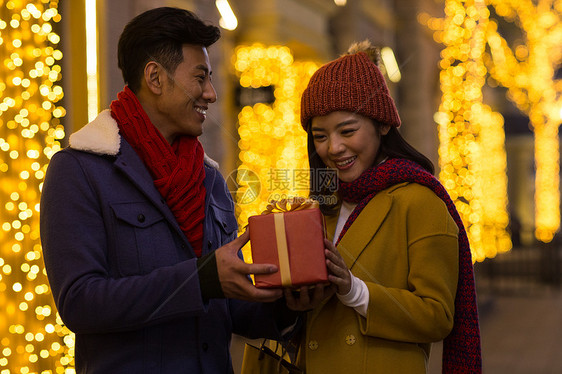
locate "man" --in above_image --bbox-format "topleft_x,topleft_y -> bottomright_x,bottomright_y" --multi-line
40,7 -> 326,373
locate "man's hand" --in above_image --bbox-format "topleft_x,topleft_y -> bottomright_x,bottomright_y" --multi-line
283,284 -> 335,311
215,230 -> 283,302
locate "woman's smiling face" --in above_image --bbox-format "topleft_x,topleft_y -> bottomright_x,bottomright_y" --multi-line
311,111 -> 389,183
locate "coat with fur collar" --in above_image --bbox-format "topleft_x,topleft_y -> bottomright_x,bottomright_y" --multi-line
40,110 -> 281,373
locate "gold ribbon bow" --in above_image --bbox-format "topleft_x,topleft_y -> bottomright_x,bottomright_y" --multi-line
261,197 -> 319,215
261,197 -> 319,287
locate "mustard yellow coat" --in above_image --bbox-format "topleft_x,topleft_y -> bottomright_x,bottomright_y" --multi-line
297,182 -> 459,374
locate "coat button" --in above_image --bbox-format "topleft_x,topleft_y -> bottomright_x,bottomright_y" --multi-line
308,340 -> 318,350
345,335 -> 356,345
137,214 -> 145,223
202,342 -> 209,351
207,241 -> 212,249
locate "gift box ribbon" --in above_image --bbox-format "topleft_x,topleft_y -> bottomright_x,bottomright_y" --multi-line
262,197 -> 320,215
261,198 -> 319,287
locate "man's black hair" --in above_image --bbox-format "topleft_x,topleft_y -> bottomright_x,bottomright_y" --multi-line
117,7 -> 220,93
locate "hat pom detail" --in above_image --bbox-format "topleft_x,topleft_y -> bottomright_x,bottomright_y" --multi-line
345,40 -> 381,67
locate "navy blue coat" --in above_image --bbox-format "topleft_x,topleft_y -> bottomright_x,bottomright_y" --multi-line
40,111 -> 283,373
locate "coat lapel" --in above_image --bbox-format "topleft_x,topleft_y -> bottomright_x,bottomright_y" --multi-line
307,193 -> 393,324
69,110 -> 220,258
201,164 -> 217,255
333,193 -> 393,270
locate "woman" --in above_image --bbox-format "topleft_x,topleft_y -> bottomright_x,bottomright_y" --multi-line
288,42 -> 481,373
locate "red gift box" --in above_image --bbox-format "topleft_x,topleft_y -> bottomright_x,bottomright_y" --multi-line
249,207 -> 328,288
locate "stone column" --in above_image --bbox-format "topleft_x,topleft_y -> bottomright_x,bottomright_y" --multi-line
394,0 -> 443,169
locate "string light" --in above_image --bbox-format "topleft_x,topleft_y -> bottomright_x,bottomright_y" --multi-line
0,1 -> 74,373
233,44 -> 318,260
422,0 -> 511,262
380,47 -> 401,82
215,0 -> 237,31
85,0 -> 98,122
483,0 -> 562,242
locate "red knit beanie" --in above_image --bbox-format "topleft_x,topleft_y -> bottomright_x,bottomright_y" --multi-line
301,50 -> 401,130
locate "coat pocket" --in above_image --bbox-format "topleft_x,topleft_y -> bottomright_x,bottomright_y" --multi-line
209,202 -> 238,247
110,201 -> 176,275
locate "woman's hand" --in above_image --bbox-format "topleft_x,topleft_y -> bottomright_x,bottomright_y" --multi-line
324,238 -> 352,295
284,284 -> 334,311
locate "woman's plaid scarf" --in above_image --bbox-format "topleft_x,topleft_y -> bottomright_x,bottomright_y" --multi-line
337,158 -> 482,373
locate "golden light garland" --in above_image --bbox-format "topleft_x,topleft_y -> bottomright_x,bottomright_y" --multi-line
85,0 -> 98,122
483,0 -> 562,242
0,1 -> 74,373
423,0 -> 511,261
233,44 -> 318,260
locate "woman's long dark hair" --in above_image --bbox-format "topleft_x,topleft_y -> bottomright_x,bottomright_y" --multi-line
308,123 -> 434,216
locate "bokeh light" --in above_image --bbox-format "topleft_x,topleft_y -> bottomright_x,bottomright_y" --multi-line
422,0 -> 511,261
0,1 -> 75,372
233,44 -> 318,260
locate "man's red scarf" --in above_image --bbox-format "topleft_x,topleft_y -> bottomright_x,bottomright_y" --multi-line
110,86 -> 206,257
338,158 -> 482,373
